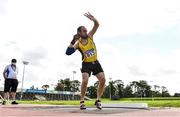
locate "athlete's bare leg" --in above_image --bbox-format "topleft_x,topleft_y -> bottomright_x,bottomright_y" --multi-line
96,72 -> 106,100
80,73 -> 89,101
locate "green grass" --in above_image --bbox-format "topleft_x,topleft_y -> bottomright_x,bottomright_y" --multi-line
146,100 -> 180,107
128,97 -> 180,101
18,97 -> 180,107
124,97 -> 180,107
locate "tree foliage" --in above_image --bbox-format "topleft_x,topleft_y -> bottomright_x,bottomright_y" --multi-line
54,77 -> 171,98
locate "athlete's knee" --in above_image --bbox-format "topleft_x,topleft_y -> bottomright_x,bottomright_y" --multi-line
101,77 -> 106,84
82,78 -> 88,85
97,73 -> 106,83
82,77 -> 89,85
98,76 -> 105,85
82,73 -> 89,84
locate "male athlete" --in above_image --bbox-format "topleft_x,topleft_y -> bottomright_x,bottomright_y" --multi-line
66,12 -> 106,110
2,58 -> 19,105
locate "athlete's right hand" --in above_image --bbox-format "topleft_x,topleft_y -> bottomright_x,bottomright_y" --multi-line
71,34 -> 80,45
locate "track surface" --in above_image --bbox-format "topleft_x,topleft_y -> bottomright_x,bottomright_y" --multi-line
0,104 -> 180,117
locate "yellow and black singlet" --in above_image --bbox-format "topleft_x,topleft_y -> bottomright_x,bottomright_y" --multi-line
78,37 -> 97,62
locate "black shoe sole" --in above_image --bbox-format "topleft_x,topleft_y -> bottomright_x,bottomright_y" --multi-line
97,107 -> 102,110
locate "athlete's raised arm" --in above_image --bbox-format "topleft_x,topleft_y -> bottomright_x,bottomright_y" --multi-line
84,12 -> 99,38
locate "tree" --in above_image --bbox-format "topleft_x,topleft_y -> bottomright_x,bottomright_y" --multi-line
153,85 -> 161,97
87,86 -> 97,98
87,81 -> 99,98
161,86 -> 170,97
42,84 -> 49,90
64,78 -> 72,91
114,80 -> 124,98
54,77 -> 172,98
123,85 -> 133,97
138,80 -> 151,97
55,78 -> 72,91
103,85 -> 110,98
109,80 -> 116,99
130,81 -> 140,97
130,80 -> 151,97
174,93 -> 180,97
94,81 -> 99,88
71,80 -> 81,92
30,85 -> 35,90
55,79 -> 65,91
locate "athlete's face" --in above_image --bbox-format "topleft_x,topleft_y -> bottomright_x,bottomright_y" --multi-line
11,62 -> 16,66
79,26 -> 88,39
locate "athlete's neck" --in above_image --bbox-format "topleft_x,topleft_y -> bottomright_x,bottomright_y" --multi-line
80,38 -> 88,45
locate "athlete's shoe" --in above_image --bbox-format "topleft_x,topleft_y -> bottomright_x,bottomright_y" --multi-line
11,101 -> 18,105
95,100 -> 102,110
80,101 -> 86,110
2,101 -> 6,105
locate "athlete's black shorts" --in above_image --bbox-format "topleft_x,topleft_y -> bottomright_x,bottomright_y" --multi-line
4,79 -> 18,93
81,60 -> 104,76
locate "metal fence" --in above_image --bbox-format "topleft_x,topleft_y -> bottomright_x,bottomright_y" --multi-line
0,91 -> 80,101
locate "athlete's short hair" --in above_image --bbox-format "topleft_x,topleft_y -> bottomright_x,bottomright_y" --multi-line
77,26 -> 83,33
11,58 -> 17,63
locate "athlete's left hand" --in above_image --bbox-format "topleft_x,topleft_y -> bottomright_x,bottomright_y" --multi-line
84,12 -> 95,21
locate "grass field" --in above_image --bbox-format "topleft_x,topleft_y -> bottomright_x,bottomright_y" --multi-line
18,97 -> 180,107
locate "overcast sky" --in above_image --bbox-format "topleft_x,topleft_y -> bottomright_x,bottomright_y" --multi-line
0,0 -> 180,95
